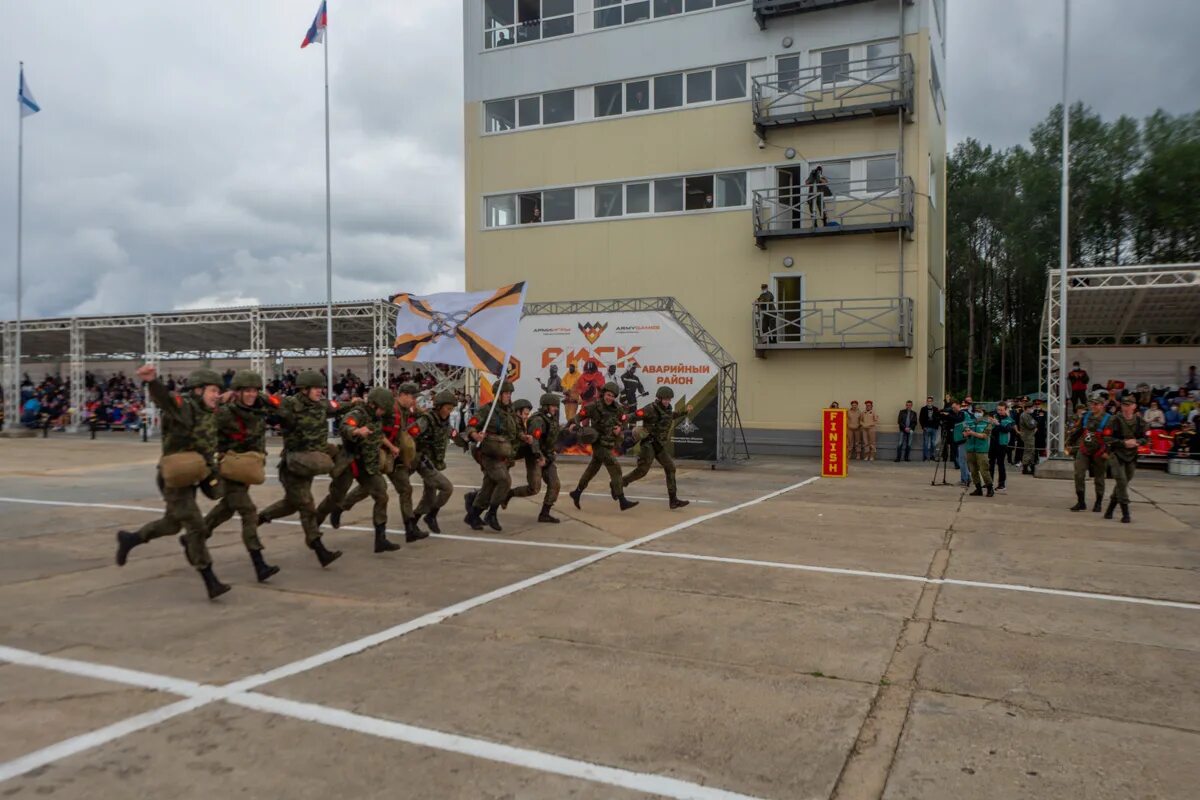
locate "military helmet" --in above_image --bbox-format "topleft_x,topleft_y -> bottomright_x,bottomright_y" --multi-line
602,382 -> 619,396
655,386 -> 675,400
433,390 -> 457,407
367,387 -> 394,411
1088,390 -> 1107,404
493,380 -> 515,395
540,393 -> 561,408
397,381 -> 419,395
230,370 -> 262,390
296,370 -> 325,390
512,399 -> 533,412
577,426 -> 600,445
188,368 -> 223,389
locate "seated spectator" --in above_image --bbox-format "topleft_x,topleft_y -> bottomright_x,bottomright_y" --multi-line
1144,404 -> 1165,429
1165,403 -> 1183,431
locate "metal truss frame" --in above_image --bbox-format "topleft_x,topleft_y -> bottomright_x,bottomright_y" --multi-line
2,322 -> 16,429
522,296 -> 749,464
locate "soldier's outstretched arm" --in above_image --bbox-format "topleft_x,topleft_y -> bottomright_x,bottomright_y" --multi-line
144,379 -> 185,425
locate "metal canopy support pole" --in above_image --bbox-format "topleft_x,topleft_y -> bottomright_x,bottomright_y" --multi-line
1045,271 -> 1064,456
1056,0 -> 1071,457
143,315 -> 160,437
249,306 -> 266,388
1,322 -> 16,429
69,318 -> 85,431
372,299 -> 390,388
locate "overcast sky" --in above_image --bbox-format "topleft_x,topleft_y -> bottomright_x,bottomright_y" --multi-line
2,0 -> 1198,320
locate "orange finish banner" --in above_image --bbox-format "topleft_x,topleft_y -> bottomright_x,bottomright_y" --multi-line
822,408 -> 848,478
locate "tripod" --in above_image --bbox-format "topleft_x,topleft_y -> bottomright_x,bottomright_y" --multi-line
930,429 -> 954,486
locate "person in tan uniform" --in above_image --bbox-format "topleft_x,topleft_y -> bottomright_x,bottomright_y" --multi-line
860,400 -> 880,461
847,400 -> 863,459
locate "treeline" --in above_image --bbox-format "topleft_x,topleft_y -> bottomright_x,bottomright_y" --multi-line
945,104 -> 1200,398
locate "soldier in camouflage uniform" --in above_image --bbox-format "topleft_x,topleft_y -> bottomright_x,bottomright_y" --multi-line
1067,393 -> 1112,513
257,370 -> 344,567
411,390 -> 458,534
1103,395 -> 1149,523
337,387 -> 403,553
621,386 -> 693,509
508,393 -> 563,523
463,381 -> 521,532
568,382 -> 639,512
115,365 -> 231,600
202,370 -> 279,583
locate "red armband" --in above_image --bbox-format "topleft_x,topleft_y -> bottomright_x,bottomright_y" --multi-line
267,394 -> 281,407
407,425 -> 421,436
578,409 -> 587,418
468,417 -> 479,427
174,396 -> 183,407
329,400 -> 339,410
533,428 -> 543,440
635,409 -> 645,418
346,417 -> 358,427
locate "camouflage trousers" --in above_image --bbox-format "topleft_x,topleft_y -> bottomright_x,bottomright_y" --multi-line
576,446 -> 623,498
1073,453 -> 1106,497
203,478 -> 263,552
413,462 -> 454,516
511,455 -> 560,506
341,470 -> 390,526
258,463 -> 322,545
1109,458 -> 1136,504
135,473 -> 212,570
472,455 -> 512,509
966,451 -> 990,487
622,440 -> 676,496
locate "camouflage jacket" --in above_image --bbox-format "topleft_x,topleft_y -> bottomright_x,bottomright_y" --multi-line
411,410 -> 453,470
466,402 -> 521,446
147,379 -> 216,462
214,400 -> 267,455
272,393 -> 342,454
1066,411 -> 1111,458
634,401 -> 687,444
577,399 -> 625,449
526,410 -> 561,461
1104,414 -> 1149,464
340,405 -> 386,475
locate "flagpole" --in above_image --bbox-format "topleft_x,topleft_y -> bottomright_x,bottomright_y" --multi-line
323,11 -> 334,402
11,63 -> 25,431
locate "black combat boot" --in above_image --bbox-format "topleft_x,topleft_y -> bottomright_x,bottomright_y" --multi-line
463,491 -> 478,523
618,495 -> 639,511
249,549 -> 280,582
199,565 -> 231,600
374,523 -> 400,553
466,504 -> 485,531
1104,496 -> 1118,520
484,505 -> 503,532
309,537 -> 342,567
569,488 -> 583,509
329,507 -> 342,529
256,512 -> 271,526
985,485 -> 994,497
115,530 -> 142,566
501,490 -> 514,510
969,485 -> 983,497
422,510 -> 441,534
669,495 -> 690,510
538,504 -> 559,523
405,517 -> 429,543
1120,502 -> 1131,523
1092,494 -> 1104,513
1069,491 -> 1087,511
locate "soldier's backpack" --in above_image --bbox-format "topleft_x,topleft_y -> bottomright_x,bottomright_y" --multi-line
1078,412 -> 1112,460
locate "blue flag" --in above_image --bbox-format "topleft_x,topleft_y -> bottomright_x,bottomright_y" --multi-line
19,66 -> 40,117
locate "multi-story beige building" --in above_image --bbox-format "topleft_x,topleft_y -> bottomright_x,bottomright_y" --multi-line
464,0 -> 946,453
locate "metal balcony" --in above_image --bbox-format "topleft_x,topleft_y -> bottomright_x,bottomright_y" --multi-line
752,297 -> 913,350
753,0 -> 900,28
752,176 -> 914,247
752,54 -> 912,136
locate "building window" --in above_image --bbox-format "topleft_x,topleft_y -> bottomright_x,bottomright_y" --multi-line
686,70 -> 713,103
518,96 -> 540,126
654,73 -> 683,109
595,184 -> 623,217
484,89 -> 575,134
714,62 -> 747,100
928,155 -> 937,208
684,175 -> 714,210
685,0 -> 713,9
594,0 -> 743,30
595,82 -> 622,117
716,171 -> 746,207
820,160 -> 851,190
929,46 -> 943,108
485,195 -> 516,227
543,89 -> 575,124
820,48 -> 850,85
625,79 -> 650,111
542,188 -> 576,221
653,0 -> 683,16
485,189 -> 575,227
485,99 -> 516,132
865,157 -> 896,193
654,178 -> 684,212
866,40 -> 899,80
626,182 -> 651,213
485,0 -> 574,49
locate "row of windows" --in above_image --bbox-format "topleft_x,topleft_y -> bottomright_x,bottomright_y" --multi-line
593,0 -> 743,29
484,170 -> 748,227
484,62 -> 748,133
482,0 -> 746,50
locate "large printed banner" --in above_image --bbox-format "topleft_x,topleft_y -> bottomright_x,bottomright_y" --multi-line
822,408 -> 848,478
504,310 -> 721,461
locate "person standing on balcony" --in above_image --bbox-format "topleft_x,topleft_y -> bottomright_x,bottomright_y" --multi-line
756,284 -> 777,345
847,400 -> 863,460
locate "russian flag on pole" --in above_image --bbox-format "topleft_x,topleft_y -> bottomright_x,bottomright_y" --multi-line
301,1 -> 327,48
18,66 -> 40,117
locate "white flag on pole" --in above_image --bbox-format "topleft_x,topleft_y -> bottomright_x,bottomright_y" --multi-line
391,283 -> 527,375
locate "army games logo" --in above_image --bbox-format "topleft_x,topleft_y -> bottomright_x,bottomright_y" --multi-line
577,321 -> 607,344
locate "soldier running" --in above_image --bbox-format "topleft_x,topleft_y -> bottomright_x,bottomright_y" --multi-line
202,370 -> 279,583
621,386 -> 693,509
1103,395 -> 1149,523
410,390 -> 458,533
463,381 -> 521,532
507,393 -> 563,523
115,365 -> 232,600
1067,393 -> 1112,513
256,370 -> 344,567
336,387 -> 406,553
568,382 -> 639,512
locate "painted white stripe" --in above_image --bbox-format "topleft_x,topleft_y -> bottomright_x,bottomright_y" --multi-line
936,578 -> 1200,610
230,692 -> 763,800
0,698 -> 210,783
450,485 -> 718,504
630,550 -> 931,585
0,646 -> 217,699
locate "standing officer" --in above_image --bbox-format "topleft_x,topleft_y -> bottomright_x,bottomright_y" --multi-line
895,400 -> 917,462
464,380 -> 520,532
963,405 -> 994,497
338,387 -> 402,552
622,386 -> 693,509
410,390 -> 458,533
860,400 -> 879,461
257,370 -> 344,568
202,369 -> 279,583
508,393 -> 564,523
1067,393 -> 1112,513
1019,400 -> 1040,475
1104,395 -> 1148,523
1032,398 -> 1048,458
115,365 -> 231,600
847,400 -> 863,460
568,382 -> 638,511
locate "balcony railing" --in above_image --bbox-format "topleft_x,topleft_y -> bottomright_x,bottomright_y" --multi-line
753,0 -> 881,27
752,176 -> 914,246
752,53 -> 913,134
752,297 -> 913,350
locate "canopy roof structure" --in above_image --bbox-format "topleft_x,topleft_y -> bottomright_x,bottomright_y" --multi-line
1041,262 -> 1200,454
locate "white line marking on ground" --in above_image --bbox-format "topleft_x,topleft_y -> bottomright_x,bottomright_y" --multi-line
229,692 -> 763,800
0,646 -> 217,699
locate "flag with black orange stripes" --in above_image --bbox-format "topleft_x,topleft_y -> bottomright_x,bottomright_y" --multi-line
391,283 -> 527,375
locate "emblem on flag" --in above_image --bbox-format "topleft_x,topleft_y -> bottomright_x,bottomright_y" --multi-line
391,283 -> 527,376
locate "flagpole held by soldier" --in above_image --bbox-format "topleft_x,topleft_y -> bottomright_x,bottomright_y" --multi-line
621,386 -> 693,509
463,379 -> 521,532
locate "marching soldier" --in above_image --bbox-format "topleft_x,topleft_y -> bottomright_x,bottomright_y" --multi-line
256,370 -> 344,568
507,394 -> 563,522
847,400 -> 863,459
115,365 -> 232,600
410,390 -> 458,533
568,382 -> 638,512
202,370 -> 279,583
1067,393 -> 1112,513
1103,395 -> 1149,523
860,400 -> 879,461
463,381 -> 521,532
336,387 -> 403,552
621,386 -> 693,509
